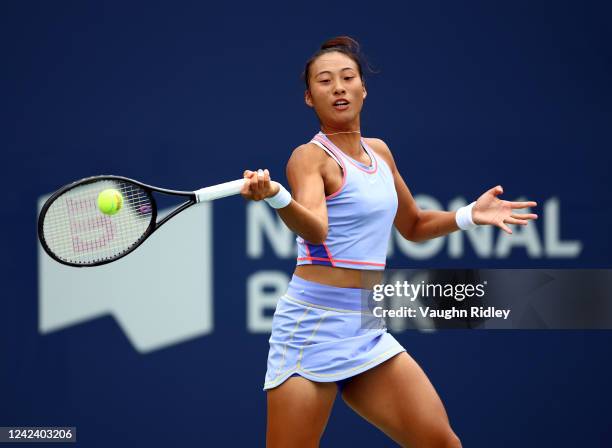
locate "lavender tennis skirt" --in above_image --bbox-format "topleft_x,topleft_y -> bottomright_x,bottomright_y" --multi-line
263,275 -> 406,391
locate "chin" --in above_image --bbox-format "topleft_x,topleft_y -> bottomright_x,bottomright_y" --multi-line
331,115 -> 359,126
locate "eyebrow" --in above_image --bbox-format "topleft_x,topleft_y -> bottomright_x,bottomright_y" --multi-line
315,67 -> 356,77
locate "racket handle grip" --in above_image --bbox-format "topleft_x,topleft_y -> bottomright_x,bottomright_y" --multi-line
195,179 -> 246,202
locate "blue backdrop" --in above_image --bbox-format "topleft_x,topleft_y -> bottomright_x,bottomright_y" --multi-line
2,1 -> 611,446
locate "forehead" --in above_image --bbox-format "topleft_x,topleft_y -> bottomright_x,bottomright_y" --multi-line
311,51 -> 359,76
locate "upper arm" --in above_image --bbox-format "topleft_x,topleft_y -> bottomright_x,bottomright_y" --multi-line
366,138 -> 421,240
285,144 -> 328,224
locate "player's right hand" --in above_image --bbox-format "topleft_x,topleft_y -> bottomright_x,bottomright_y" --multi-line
241,169 -> 280,201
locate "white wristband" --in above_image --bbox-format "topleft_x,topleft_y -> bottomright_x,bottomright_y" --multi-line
264,182 -> 292,209
456,202 -> 477,230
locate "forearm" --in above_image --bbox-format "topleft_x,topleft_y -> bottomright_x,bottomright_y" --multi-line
276,200 -> 328,244
409,210 -> 460,242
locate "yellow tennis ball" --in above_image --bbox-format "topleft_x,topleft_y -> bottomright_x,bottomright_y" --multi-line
97,189 -> 123,215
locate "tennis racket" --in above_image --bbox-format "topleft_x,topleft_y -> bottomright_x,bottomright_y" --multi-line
38,175 -> 245,267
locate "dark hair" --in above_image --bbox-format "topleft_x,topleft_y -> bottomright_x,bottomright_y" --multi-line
302,36 -> 372,90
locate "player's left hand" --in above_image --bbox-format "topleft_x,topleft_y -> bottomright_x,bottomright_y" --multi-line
241,169 -> 281,201
472,185 -> 538,234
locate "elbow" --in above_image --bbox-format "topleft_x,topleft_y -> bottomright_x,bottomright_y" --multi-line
398,213 -> 421,242
407,233 -> 426,243
399,228 -> 422,243
303,222 -> 328,245
308,237 -> 327,245
308,229 -> 328,245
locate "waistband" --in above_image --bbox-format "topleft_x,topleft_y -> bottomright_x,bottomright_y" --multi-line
285,275 -> 372,312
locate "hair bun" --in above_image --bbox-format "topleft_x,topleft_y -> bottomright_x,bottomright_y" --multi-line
320,36 -> 360,54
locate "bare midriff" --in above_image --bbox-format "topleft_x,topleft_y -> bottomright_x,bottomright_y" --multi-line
294,264 -> 383,289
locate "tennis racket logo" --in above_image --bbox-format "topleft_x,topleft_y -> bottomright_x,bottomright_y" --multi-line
65,197 -> 117,253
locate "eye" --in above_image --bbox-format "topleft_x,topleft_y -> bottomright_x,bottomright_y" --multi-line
320,79 -> 331,84
344,76 -> 355,81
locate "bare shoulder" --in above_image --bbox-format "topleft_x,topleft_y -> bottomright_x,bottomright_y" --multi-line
288,143 -> 328,165
363,137 -> 397,171
286,142 -> 329,176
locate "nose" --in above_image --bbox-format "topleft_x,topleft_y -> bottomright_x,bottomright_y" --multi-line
333,80 -> 346,95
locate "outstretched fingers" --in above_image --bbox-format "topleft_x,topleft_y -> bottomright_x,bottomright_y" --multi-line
498,210 -> 539,234
504,217 -> 528,226
509,200 -> 537,209
510,212 -> 538,221
498,221 -> 513,234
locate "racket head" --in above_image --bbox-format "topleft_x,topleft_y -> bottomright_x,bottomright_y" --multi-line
38,175 -> 157,267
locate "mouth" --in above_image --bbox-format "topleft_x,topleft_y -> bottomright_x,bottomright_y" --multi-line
332,99 -> 350,110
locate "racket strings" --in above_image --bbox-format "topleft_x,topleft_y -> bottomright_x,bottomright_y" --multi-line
41,180 -> 153,265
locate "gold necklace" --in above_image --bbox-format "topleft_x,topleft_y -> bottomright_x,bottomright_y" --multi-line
320,130 -> 361,136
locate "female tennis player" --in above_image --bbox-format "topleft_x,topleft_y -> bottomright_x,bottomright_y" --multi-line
241,36 -> 537,448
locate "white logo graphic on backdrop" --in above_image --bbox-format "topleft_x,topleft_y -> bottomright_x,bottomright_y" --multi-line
38,196 -> 213,354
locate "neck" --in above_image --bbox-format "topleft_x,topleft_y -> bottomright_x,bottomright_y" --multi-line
320,124 -> 362,158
